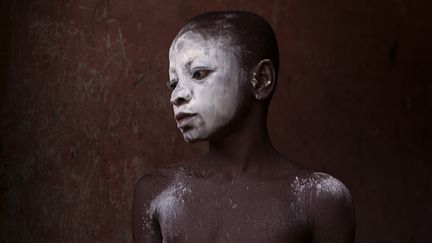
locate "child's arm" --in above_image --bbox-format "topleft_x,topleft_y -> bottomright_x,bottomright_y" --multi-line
308,173 -> 355,243
132,174 -> 163,243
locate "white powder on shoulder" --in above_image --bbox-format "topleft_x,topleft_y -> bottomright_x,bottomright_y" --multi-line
312,172 -> 350,198
291,172 -> 351,201
147,172 -> 191,237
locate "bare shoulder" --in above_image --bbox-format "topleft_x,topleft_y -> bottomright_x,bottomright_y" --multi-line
134,166 -> 171,196
132,163 -> 192,242
290,171 -> 353,211
259,156 -> 352,207
293,171 -> 355,243
308,172 -> 352,204
133,163 -> 192,203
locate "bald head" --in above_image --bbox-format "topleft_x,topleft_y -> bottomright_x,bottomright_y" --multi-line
175,11 -> 279,78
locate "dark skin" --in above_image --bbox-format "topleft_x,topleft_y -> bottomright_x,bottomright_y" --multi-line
132,24 -> 355,243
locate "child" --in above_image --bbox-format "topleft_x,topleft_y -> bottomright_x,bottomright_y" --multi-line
132,11 -> 354,243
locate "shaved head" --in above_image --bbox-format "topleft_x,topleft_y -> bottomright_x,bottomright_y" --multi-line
168,11 -> 279,141
175,11 -> 279,78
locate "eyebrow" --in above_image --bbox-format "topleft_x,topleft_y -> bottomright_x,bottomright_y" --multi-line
185,59 -> 194,70
185,58 -> 213,70
168,59 -> 196,75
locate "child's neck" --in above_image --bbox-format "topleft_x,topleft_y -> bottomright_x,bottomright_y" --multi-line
205,114 -> 278,179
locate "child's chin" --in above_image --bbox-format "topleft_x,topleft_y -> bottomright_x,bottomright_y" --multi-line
181,130 -> 208,143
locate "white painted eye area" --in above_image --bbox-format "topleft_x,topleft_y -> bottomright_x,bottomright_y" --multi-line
192,69 -> 212,80
167,80 -> 178,91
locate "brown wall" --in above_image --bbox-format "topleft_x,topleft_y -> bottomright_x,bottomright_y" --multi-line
1,0 -> 431,242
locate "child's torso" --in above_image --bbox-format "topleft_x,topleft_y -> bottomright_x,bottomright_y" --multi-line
151,172 -> 311,243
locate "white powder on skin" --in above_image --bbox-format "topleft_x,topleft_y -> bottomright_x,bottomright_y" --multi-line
313,172 -> 350,198
143,173 -> 191,240
291,172 -> 351,202
168,31 -> 248,142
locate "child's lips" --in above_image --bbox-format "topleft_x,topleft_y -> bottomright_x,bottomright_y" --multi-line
175,112 -> 198,128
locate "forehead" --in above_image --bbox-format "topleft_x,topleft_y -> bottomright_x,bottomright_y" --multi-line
169,30 -> 236,61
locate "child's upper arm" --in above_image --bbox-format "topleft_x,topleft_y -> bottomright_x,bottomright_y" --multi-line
132,173 -> 164,243
307,173 -> 355,243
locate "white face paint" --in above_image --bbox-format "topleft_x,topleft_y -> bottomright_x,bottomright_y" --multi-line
168,31 -> 248,142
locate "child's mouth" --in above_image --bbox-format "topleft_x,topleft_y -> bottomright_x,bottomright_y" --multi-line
176,112 -> 198,128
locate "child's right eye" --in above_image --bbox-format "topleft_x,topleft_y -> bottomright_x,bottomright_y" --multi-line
192,69 -> 212,80
167,80 -> 178,91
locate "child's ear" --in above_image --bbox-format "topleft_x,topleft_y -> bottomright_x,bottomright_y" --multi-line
250,59 -> 276,100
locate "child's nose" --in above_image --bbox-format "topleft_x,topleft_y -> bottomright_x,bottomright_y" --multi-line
170,86 -> 192,106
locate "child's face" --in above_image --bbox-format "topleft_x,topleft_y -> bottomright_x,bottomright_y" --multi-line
168,31 -> 248,142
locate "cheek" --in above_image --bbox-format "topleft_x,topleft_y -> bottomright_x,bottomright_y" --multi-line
195,80 -> 242,124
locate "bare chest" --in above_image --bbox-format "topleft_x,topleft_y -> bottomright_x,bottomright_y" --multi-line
151,179 -> 309,243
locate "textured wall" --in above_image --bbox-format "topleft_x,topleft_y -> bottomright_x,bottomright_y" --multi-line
1,0 -> 431,242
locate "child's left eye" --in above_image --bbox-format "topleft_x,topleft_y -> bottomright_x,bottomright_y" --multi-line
192,70 -> 211,80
